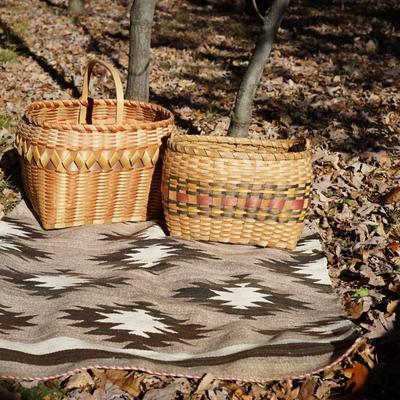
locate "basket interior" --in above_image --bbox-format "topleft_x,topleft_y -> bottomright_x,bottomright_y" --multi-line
27,99 -> 172,126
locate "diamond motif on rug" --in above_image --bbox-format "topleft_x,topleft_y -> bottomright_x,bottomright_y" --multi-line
93,223 -> 220,272
0,267 -> 130,299
257,234 -> 331,292
209,283 -> 273,310
174,274 -> 310,319
0,219 -> 28,251
125,244 -> 177,269
97,309 -> 175,338
0,218 -> 49,260
61,302 -> 210,350
26,275 -> 89,290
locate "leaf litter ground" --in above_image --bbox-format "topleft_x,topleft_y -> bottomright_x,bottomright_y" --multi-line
0,0 -> 399,398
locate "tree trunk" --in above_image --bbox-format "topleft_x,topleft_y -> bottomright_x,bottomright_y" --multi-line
126,0 -> 156,101
227,0 -> 290,137
68,0 -> 84,16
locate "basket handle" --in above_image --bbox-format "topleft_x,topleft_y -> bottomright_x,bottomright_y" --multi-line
79,59 -> 124,125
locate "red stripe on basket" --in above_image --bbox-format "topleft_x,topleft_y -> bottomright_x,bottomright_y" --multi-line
197,195 -> 213,206
245,196 -> 262,208
291,199 -> 304,210
269,198 -> 285,209
176,193 -> 189,203
221,197 -> 238,207
162,185 -> 169,198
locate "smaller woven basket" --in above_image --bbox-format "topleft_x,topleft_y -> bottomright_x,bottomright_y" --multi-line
162,135 -> 313,250
16,59 -> 174,229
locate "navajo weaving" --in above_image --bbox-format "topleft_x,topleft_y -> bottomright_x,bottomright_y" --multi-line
0,201 -> 360,381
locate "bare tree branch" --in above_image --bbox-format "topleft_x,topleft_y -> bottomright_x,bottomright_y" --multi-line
228,0 -> 290,137
126,0 -> 156,101
252,0 -> 265,22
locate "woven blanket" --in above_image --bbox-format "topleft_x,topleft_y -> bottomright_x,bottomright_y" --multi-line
0,201 -> 360,382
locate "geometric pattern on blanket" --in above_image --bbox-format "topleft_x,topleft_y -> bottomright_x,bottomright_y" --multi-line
0,201 -> 360,382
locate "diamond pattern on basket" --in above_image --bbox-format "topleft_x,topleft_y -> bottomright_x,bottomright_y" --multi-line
16,137 -> 161,172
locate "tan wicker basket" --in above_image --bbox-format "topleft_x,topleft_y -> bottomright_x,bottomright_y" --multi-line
15,59 -> 174,229
162,135 -> 313,250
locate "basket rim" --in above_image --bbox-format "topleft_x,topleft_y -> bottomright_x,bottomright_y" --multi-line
167,134 -> 312,161
24,99 -> 175,132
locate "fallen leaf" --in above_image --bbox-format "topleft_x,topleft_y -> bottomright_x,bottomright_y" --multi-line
65,371 -> 94,390
383,187 -> 400,204
388,242 -> 400,255
279,114 -> 292,127
363,310 -> 396,338
359,265 -> 386,286
343,294 -> 364,319
19,381 -> 39,389
195,373 -> 217,394
389,278 -> 400,293
92,369 -> 144,397
387,299 -> 400,315
76,392 -> 96,400
357,341 -> 376,369
344,362 -> 369,393
233,387 -> 253,400
365,39 -> 377,54
298,377 -> 318,400
143,379 -> 192,400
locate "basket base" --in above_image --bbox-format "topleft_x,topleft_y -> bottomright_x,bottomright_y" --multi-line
41,215 -> 152,230
165,214 -> 305,250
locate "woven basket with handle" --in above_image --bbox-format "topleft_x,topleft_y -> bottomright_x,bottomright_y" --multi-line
162,135 -> 313,250
15,59 -> 174,229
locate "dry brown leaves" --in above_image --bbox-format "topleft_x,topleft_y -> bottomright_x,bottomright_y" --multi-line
0,341 -> 378,399
344,362 -> 369,393
0,0 -> 399,398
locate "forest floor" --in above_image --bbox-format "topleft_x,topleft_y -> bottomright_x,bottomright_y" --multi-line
0,0 -> 399,398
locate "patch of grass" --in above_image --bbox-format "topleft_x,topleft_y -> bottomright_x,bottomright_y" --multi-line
175,12 -> 188,25
0,172 -> 20,215
229,21 -> 248,39
353,287 -> 370,298
70,16 -> 80,25
0,381 -> 65,400
164,20 -> 179,35
20,382 -> 65,400
343,198 -> 354,206
0,49 -> 18,63
0,115 -> 17,129
13,21 -> 29,35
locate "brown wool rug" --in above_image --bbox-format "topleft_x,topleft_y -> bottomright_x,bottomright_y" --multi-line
0,201 -> 361,382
